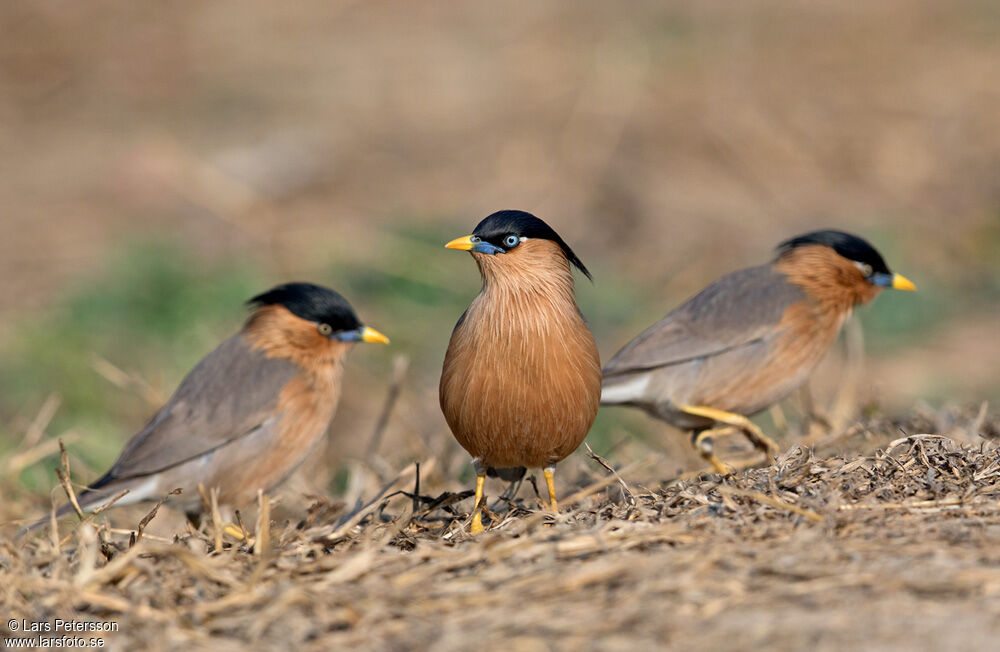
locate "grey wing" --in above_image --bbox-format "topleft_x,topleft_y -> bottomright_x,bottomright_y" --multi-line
94,334 -> 299,484
603,265 -> 805,378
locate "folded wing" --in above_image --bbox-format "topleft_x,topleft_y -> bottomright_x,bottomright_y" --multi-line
603,265 -> 806,381
91,335 -> 299,487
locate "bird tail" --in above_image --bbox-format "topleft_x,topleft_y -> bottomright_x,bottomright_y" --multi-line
599,373 -> 650,405
16,482 -> 122,539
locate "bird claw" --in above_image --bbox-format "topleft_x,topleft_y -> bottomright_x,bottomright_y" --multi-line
706,454 -> 733,476
469,511 -> 485,536
224,523 -> 253,544
693,432 -> 733,475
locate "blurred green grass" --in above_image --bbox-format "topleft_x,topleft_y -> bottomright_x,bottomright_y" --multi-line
0,242 -> 267,488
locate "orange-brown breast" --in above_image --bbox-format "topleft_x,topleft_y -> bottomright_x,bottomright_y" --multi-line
440,240 -> 602,469
690,300 -> 845,416
214,306 -> 348,505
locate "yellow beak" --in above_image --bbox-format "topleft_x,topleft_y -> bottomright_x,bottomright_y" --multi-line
892,274 -> 916,291
360,326 -> 390,345
445,235 -> 476,251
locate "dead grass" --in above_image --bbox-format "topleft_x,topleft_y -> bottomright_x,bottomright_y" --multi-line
3,406 -> 1000,651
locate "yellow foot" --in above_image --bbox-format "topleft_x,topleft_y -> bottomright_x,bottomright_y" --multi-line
543,466 -> 559,512
223,522 -> 255,546
693,428 -> 735,475
682,404 -> 781,461
470,511 -> 485,536
469,469 -> 486,535
704,452 -> 732,475
679,454 -> 764,481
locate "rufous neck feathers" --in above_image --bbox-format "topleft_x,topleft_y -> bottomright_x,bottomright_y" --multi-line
775,245 -> 881,314
243,305 -> 352,372
472,239 -> 577,305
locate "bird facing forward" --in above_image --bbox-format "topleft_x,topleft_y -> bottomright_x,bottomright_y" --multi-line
25,282 -> 388,533
440,210 -> 601,534
601,230 -> 915,473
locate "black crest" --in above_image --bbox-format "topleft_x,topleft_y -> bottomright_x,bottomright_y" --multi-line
472,210 -> 592,280
777,230 -> 891,274
248,282 -> 361,330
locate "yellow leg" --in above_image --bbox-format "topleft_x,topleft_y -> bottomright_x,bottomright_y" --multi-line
470,471 -> 486,535
681,404 -> 781,461
693,427 -> 736,475
223,523 -> 247,540
543,466 -> 558,512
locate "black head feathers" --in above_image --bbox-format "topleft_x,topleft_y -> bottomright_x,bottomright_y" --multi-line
472,210 -> 592,280
776,230 -> 892,274
248,282 -> 362,331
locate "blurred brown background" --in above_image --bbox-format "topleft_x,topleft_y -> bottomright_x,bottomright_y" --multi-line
2,1 -> 999,517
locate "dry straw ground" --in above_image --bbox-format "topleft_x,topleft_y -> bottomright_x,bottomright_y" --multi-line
3,406 -> 1000,651
2,3 -> 999,649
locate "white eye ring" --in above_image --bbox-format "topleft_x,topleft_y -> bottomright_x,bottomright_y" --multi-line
504,235 -> 520,248
855,262 -> 873,277
317,323 -> 333,336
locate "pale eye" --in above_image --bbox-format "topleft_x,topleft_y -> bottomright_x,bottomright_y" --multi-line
504,235 -> 519,248
857,262 -> 873,277
317,323 -> 333,336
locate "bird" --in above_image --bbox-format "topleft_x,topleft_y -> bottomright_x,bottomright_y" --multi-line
440,210 -> 602,534
23,282 -> 388,534
601,230 -> 915,474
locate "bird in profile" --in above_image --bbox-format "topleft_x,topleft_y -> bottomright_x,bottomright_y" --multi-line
601,230 -> 915,474
440,210 -> 601,534
23,282 -> 388,534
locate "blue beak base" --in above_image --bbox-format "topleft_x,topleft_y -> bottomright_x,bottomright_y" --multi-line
471,242 -> 506,256
333,329 -> 363,342
869,272 -> 894,288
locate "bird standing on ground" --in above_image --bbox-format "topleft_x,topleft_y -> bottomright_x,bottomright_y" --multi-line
440,210 -> 601,534
601,230 -> 915,473
25,282 -> 388,532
